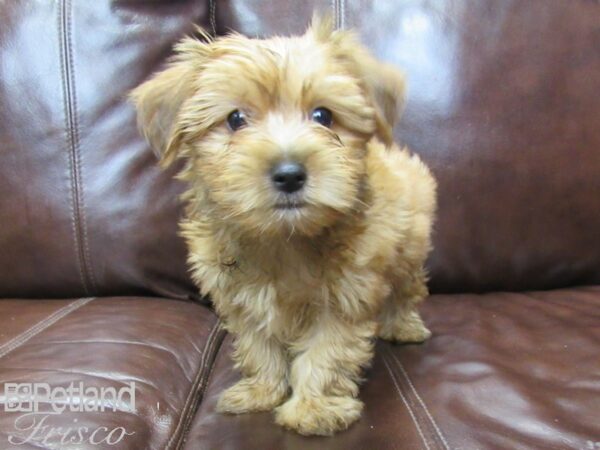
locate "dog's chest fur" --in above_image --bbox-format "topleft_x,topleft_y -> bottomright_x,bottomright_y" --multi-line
222,232 -> 355,339
184,212 -> 378,340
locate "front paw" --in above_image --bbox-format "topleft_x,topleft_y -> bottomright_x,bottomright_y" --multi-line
274,395 -> 363,436
216,378 -> 287,414
379,311 -> 432,344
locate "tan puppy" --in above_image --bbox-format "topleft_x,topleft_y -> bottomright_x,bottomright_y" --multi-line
131,16 -> 436,436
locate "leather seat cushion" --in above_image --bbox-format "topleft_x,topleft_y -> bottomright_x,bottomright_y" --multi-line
182,286 -> 600,450
0,297 -> 225,450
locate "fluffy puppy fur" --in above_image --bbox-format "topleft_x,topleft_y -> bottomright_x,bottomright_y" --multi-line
131,16 -> 436,436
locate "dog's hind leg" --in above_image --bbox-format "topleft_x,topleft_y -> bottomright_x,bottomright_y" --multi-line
378,264 -> 431,343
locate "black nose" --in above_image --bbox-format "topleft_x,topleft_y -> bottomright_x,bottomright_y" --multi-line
271,162 -> 307,193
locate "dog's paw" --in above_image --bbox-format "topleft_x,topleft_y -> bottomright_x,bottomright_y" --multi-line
216,378 -> 287,414
379,321 -> 432,343
379,311 -> 432,344
274,395 -> 363,436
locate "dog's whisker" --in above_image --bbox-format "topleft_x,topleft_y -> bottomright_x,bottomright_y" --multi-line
286,223 -> 296,242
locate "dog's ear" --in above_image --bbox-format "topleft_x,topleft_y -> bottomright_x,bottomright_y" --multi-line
130,31 -> 210,166
309,16 -> 405,145
354,55 -> 405,145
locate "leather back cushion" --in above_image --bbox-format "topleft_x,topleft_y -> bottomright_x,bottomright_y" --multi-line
217,0 -> 600,293
1,0 -> 599,297
0,1 -> 206,298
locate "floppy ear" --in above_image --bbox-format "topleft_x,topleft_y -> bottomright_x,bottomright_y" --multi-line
310,16 -> 405,145
358,57 -> 406,144
129,32 -> 210,166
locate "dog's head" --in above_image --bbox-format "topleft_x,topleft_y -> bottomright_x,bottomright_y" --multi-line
131,16 -> 405,238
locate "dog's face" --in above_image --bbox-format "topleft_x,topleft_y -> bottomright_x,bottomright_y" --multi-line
131,17 -> 405,238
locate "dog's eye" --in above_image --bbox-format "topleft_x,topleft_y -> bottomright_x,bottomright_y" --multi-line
311,107 -> 333,127
227,110 -> 247,131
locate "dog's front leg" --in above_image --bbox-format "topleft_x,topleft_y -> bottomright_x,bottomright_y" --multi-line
274,316 -> 376,435
217,326 -> 288,414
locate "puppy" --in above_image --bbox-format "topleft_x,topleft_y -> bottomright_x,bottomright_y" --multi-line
131,16 -> 436,436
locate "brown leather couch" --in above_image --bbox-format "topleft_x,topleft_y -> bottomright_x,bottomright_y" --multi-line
1,1 -> 599,449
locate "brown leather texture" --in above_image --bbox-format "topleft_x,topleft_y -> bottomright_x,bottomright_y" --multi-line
0,0 -> 206,299
183,287 -> 600,450
1,1 -> 600,450
0,297 -> 225,450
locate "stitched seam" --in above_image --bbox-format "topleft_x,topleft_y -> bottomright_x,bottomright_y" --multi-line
391,353 -> 451,450
0,298 -> 95,360
165,321 -> 222,450
67,1 -> 97,294
188,326 -> 227,402
209,0 -> 216,35
165,320 -> 224,450
382,354 -> 431,450
164,322 -> 217,449
194,330 -> 224,400
330,0 -> 338,29
58,0 -> 87,294
59,0 -> 97,295
175,326 -> 226,449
